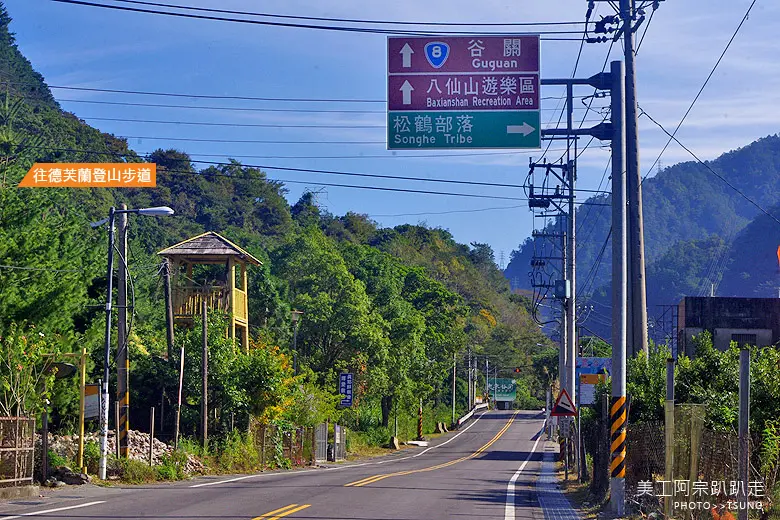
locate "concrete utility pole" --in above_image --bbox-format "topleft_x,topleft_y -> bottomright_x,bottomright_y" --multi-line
738,347 -> 750,520
609,59 -> 628,516
117,204 -> 129,459
565,82 -> 577,412
620,0 -> 648,357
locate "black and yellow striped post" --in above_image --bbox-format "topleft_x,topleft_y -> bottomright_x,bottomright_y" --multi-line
609,396 -> 627,480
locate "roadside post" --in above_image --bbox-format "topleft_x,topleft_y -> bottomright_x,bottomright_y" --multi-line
664,358 -> 675,518
738,347 -> 750,520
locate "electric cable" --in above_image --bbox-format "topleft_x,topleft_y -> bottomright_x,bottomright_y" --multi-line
642,0 -> 758,182
49,0 -> 585,39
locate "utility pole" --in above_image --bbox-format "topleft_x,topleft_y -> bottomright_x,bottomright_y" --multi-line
117,204 -> 129,460
565,82 -> 577,414
201,302 -> 208,450
485,358 -> 489,406
609,59 -> 628,516
163,259 -> 175,361
452,352 -> 456,426
620,0 -> 648,357
467,348 -> 472,409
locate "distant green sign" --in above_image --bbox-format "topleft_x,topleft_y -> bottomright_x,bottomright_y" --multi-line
488,378 -> 517,402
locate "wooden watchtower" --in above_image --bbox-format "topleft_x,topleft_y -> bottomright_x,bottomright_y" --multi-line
158,232 -> 261,350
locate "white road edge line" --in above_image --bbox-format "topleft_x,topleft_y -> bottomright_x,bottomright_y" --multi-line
0,500 -> 106,520
504,429 -> 543,520
412,410 -> 486,457
190,410 -> 489,488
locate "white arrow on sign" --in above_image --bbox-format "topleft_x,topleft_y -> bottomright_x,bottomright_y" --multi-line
400,43 -> 414,68
400,80 -> 414,105
506,122 -> 536,136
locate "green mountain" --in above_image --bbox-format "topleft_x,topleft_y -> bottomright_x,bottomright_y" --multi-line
0,3 -> 552,434
505,134 -> 780,339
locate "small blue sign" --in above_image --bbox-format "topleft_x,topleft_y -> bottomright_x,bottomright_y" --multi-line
424,42 -> 449,68
339,373 -> 354,407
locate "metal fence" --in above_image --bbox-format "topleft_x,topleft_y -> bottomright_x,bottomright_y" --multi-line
315,423 -> 327,463
0,417 -> 35,488
582,403 -> 780,519
251,423 -> 313,469
332,424 -> 346,462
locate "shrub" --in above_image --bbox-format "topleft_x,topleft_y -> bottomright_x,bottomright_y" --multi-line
217,431 -> 260,472
117,459 -> 158,484
156,450 -> 188,481
48,450 -> 71,470
83,440 -> 100,475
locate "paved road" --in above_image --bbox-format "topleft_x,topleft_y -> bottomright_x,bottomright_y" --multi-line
0,410 -> 571,520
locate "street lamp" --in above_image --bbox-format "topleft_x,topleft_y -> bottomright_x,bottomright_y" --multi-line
99,206 -> 173,480
291,310 -> 303,374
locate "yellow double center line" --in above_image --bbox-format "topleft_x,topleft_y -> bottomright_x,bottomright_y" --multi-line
252,503 -> 311,520
345,410 -> 519,487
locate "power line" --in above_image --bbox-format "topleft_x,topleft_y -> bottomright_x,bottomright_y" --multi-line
35,145 -> 574,161
167,158 -> 616,194
109,0 -> 590,28
52,97 -> 592,115
120,135 -> 385,144
161,166 -> 612,205
2,81 -> 590,105
370,205 -> 525,218
57,98 -> 387,113
25,144 -> 614,197
49,0 -> 585,39
642,0 -> 758,181
635,3 -> 657,54
84,116 -> 385,129
0,264 -> 88,273
639,109 -> 780,226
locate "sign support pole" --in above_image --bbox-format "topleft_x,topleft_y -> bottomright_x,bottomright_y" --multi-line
78,347 -> 86,473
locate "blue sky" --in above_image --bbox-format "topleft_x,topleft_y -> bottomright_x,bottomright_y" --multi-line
6,0 -> 779,264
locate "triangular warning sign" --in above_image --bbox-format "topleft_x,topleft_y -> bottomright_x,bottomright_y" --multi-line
551,388 -> 577,417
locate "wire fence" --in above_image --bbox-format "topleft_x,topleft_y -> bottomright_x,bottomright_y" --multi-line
0,417 -> 36,488
582,402 -> 780,520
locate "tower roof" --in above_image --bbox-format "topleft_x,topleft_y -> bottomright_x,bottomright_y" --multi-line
157,231 -> 262,265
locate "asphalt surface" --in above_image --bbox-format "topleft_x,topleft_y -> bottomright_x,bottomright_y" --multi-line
0,410 -> 556,520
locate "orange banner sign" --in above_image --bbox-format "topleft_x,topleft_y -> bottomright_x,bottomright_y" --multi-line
18,163 -> 156,188
580,373 -> 606,385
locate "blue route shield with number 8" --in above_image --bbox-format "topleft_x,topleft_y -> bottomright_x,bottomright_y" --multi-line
424,42 -> 449,68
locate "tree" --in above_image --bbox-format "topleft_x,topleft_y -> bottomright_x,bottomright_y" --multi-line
0,322 -> 59,417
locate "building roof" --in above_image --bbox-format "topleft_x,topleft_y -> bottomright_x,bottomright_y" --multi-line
157,232 -> 262,265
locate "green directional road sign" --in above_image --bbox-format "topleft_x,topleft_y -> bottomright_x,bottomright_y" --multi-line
388,35 -> 541,150
488,378 -> 518,402
388,111 -> 540,150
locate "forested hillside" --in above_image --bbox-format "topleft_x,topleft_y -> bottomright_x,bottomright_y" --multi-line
0,4 -> 552,440
505,132 -> 780,340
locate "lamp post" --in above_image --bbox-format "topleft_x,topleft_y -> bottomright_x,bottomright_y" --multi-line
98,206 -> 173,480
291,310 -> 303,374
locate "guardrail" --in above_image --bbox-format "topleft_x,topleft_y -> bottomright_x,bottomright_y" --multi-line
455,403 -> 489,428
